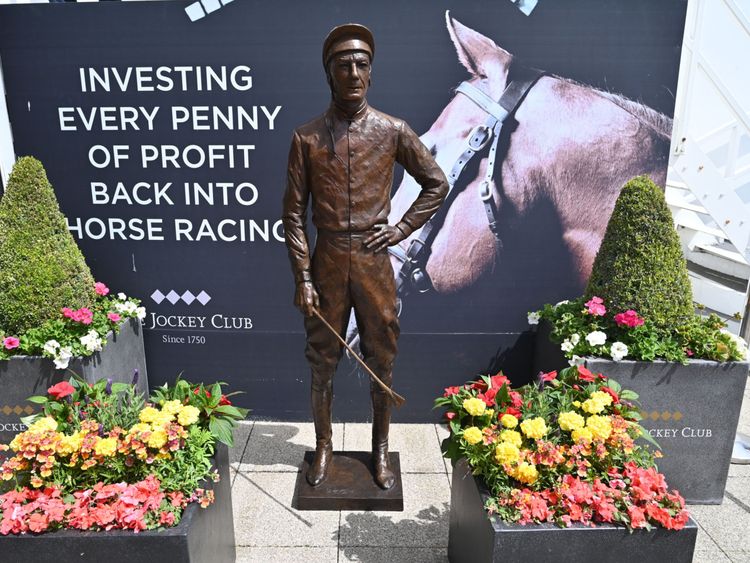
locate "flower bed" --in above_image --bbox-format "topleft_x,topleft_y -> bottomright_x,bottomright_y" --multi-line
0,282 -> 145,370
0,376 -> 246,536
435,367 -> 690,530
529,296 -> 748,366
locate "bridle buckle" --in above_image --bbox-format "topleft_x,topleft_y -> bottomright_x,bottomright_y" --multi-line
479,180 -> 493,202
467,125 -> 492,152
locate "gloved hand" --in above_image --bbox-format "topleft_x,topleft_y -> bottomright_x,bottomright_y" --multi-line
363,224 -> 407,253
294,281 -> 320,317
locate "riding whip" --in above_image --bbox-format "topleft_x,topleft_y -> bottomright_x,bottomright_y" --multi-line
312,308 -> 406,407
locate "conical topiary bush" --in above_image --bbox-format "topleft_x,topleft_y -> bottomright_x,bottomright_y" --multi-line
0,156 -> 95,335
584,175 -> 694,329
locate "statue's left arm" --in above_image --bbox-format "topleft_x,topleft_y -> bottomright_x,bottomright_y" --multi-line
364,121 -> 449,252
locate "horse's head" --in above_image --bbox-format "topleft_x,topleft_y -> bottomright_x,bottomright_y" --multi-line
390,13 -> 515,293
390,13 -> 672,298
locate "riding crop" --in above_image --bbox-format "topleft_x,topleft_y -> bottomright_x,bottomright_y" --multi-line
312,308 -> 406,407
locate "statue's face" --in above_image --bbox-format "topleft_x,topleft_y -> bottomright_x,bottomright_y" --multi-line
328,51 -> 371,104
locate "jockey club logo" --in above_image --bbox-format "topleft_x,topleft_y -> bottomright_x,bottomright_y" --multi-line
145,289 -> 252,334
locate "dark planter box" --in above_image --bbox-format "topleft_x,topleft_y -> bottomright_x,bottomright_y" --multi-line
0,442 -> 236,563
448,458 -> 697,563
533,320 -> 750,504
0,318 -> 149,446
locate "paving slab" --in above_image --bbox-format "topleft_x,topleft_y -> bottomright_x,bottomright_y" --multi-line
236,547 -> 338,562
435,423 -> 452,483
239,421 -> 344,472
339,473 -> 450,548
339,547 -> 448,562
343,423 -> 445,473
690,502 -> 750,553
232,470 -> 340,547
229,420 -> 254,464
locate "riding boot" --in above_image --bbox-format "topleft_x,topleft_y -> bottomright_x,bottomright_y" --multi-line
371,387 -> 395,490
307,379 -> 333,487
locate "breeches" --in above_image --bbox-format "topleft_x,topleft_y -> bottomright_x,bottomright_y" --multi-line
304,231 -> 399,393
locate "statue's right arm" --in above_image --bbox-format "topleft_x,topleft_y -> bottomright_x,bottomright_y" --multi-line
282,131 -> 318,316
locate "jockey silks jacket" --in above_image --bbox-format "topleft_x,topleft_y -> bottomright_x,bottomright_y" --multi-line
282,103 -> 449,285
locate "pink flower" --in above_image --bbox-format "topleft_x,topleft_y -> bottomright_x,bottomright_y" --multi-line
584,296 -> 606,316
64,307 -> 94,325
107,313 -> 121,323
614,310 -> 644,328
94,282 -> 110,296
3,337 -> 19,350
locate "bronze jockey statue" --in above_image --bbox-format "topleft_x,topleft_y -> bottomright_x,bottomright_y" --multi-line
282,24 -> 448,489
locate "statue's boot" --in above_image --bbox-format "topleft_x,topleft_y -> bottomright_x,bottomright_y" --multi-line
307,381 -> 333,487
372,388 -> 395,490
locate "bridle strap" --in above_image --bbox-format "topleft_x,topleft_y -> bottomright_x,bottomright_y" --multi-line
390,65 -> 546,298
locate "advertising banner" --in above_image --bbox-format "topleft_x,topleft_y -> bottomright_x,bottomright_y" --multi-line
0,0 -> 687,420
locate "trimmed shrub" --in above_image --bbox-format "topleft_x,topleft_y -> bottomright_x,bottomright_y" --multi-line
0,157 -> 95,335
584,175 -> 693,328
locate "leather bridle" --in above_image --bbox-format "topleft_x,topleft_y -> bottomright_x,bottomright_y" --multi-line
389,65 -> 546,299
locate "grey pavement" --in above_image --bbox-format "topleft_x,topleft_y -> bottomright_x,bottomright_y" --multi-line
229,378 -> 750,563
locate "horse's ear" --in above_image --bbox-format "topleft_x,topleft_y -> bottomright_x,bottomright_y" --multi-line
446,11 -> 512,89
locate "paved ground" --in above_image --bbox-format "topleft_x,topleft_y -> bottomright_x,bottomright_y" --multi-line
229,378 -> 750,563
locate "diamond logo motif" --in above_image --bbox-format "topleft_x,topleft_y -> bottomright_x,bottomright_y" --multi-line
166,290 -> 181,305
24,405 -> 35,415
196,291 -> 212,305
13,406 -> 23,416
151,290 -> 165,304
182,290 -> 196,305
1,406 -> 11,416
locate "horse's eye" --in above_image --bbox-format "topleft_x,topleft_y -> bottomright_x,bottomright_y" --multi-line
430,145 -> 438,157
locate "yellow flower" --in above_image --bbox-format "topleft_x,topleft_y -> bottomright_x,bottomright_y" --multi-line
30,417 -> 58,433
57,432 -> 83,456
581,391 -> 612,415
572,400 -> 581,408
499,430 -> 522,448
9,435 -> 21,452
152,411 -> 174,428
463,426 -> 483,445
177,405 -> 200,427
495,442 -> 520,465
586,415 -> 612,441
139,407 -> 160,423
558,411 -> 585,432
513,462 -> 538,484
520,417 -> 547,440
571,427 -> 593,443
162,400 -> 183,416
147,429 -> 168,449
500,414 -> 518,429
94,437 -> 118,457
485,409 -> 495,419
462,398 -> 486,417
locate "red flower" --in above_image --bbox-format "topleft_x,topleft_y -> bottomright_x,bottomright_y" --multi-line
628,505 -> 647,528
614,310 -> 644,328
576,366 -> 596,383
2,337 -> 19,350
509,391 -> 523,408
444,411 -> 456,421
218,395 -> 232,406
600,386 -> 620,404
489,373 -> 510,389
443,386 -> 460,397
540,371 -> 557,382
27,512 -> 49,533
478,387 -> 498,407
48,381 -> 75,400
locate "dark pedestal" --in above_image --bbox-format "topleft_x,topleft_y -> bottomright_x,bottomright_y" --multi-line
294,450 -> 404,511
448,459 -> 698,563
0,318 -> 149,448
0,443 -> 235,563
533,320 -> 750,504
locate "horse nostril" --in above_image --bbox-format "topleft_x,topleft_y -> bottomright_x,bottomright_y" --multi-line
429,145 -> 437,157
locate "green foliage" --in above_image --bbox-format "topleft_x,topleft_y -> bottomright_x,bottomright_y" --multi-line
0,157 -> 95,335
585,175 -> 694,329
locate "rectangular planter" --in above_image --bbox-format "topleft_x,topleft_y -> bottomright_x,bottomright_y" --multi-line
533,320 -> 750,504
448,458 -> 697,563
0,318 -> 149,446
0,443 -> 236,563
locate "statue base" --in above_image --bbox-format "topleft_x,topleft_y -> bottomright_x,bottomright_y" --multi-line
293,450 -> 403,511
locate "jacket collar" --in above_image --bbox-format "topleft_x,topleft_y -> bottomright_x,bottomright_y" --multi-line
328,100 -> 369,123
